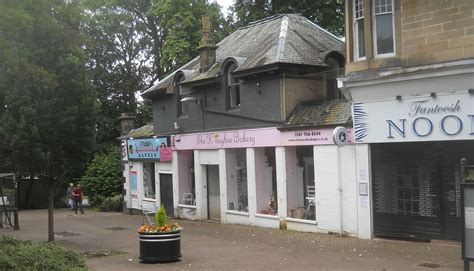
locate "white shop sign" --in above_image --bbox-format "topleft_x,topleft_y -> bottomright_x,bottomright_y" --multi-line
353,92 -> 474,143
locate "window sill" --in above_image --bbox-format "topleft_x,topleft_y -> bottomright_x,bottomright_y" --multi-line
226,107 -> 241,113
286,217 -> 317,225
255,213 -> 279,220
374,53 -> 396,59
177,204 -> 196,209
225,210 -> 249,216
142,198 -> 156,202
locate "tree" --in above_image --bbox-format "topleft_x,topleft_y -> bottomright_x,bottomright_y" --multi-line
230,0 -> 345,37
152,0 -> 229,71
82,0 -> 230,148
0,0 -> 96,241
80,146 -> 122,209
82,0 -> 158,148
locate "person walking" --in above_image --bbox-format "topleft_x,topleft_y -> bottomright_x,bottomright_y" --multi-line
67,183 -> 75,211
72,184 -> 85,214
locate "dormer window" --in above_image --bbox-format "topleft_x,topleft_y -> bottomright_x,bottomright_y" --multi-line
176,74 -> 190,117
225,62 -> 240,109
326,57 -> 343,100
353,0 -> 366,60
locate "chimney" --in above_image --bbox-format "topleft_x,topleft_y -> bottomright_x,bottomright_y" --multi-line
197,16 -> 218,73
118,112 -> 135,136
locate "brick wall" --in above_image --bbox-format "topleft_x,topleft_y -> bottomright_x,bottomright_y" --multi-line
401,0 -> 474,65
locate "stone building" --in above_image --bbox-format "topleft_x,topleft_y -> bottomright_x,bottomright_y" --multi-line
340,0 -> 474,240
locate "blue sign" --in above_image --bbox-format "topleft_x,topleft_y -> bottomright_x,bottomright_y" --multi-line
130,171 -> 137,195
127,138 -> 168,160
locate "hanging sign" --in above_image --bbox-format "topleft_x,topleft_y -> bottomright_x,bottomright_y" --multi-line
332,126 -> 349,147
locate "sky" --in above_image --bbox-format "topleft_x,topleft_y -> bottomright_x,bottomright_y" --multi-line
213,0 -> 233,15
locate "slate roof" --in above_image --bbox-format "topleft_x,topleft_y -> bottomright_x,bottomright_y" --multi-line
142,14 -> 344,98
123,124 -> 154,139
281,100 -> 352,129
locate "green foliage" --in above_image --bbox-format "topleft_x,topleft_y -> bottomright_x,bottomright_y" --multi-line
135,100 -> 153,128
0,0 -> 96,181
230,0 -> 345,37
151,0 -> 229,71
82,0 -> 157,147
80,146 -> 122,208
99,194 -> 123,212
0,235 -> 86,271
155,206 -> 167,227
82,0 -> 230,147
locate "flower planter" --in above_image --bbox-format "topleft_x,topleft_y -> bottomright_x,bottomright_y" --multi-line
138,230 -> 182,262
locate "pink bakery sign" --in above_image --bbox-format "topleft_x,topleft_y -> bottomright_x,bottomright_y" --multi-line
172,127 -> 353,150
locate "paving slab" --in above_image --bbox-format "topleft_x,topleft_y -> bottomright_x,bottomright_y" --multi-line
0,209 -> 470,270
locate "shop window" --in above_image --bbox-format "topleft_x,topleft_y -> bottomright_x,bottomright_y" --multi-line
143,162 -> 156,199
179,150 -> 195,205
225,62 -> 240,109
227,149 -> 248,212
353,0 -> 365,60
287,146 -> 315,220
257,147 -> 278,215
373,0 -> 395,57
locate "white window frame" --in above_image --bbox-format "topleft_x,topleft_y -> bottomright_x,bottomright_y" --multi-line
372,0 -> 396,58
225,62 -> 240,109
176,75 -> 190,117
142,162 -> 156,201
353,0 -> 366,61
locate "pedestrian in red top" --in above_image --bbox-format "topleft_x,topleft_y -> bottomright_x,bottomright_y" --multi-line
72,184 -> 85,214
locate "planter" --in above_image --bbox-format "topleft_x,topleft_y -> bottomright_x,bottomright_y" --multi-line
139,231 -> 182,262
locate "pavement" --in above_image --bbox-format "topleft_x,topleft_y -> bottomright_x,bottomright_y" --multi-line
0,208 -> 471,270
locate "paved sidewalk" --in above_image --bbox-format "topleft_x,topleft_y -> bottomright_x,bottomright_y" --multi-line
0,209 -> 469,270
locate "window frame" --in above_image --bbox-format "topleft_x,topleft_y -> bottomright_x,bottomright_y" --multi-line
176,74 -> 189,117
142,162 -> 156,201
372,0 -> 396,58
225,62 -> 240,110
353,0 -> 366,61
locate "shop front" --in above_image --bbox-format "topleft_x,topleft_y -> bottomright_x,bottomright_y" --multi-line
353,91 -> 474,240
171,126 -> 359,235
122,137 -> 174,215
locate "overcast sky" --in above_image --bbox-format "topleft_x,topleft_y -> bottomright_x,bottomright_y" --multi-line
213,0 -> 233,15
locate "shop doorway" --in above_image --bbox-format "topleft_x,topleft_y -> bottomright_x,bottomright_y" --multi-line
371,141 -> 474,240
159,173 -> 174,217
207,165 -> 221,221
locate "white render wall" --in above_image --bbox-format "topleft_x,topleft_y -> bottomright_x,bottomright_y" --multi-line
313,145 -> 358,236
275,146 -> 288,218
133,145 -> 360,236
355,144 -> 372,239
123,160 -> 174,213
